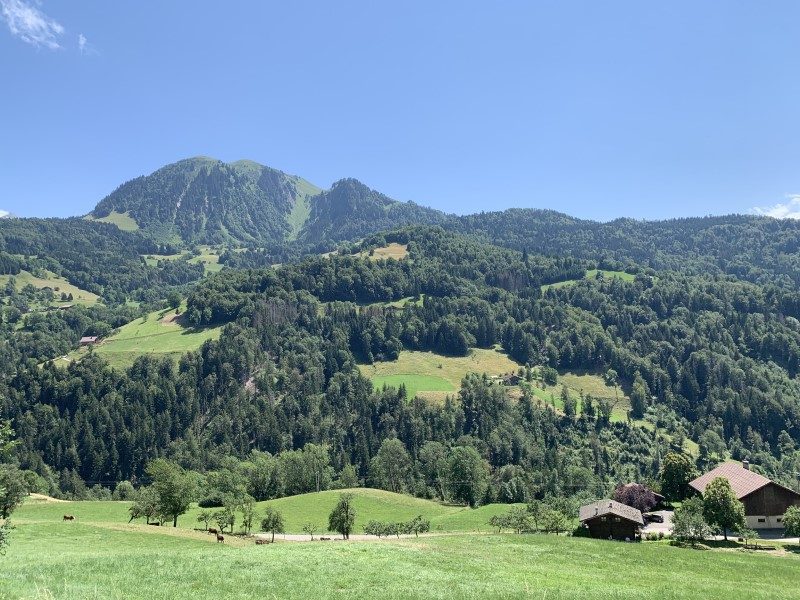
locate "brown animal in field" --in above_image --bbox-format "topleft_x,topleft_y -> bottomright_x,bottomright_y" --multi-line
208,527 -> 218,535
255,538 -> 269,545
63,515 -> 75,521
216,533 -> 224,543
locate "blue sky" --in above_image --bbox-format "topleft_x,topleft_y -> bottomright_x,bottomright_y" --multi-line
3,1 -> 800,221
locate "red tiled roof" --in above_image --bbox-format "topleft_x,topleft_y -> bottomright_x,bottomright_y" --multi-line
689,462 -> 772,499
579,500 -> 644,526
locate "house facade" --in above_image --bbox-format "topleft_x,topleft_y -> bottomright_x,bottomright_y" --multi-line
689,461 -> 800,529
579,500 -> 644,540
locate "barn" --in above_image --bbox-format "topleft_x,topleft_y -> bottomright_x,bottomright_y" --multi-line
579,500 -> 644,540
689,461 -> 800,529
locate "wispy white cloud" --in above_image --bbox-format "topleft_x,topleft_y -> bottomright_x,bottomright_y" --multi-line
0,0 -> 64,49
752,195 -> 800,220
0,210 -> 9,218
77,32 -> 97,55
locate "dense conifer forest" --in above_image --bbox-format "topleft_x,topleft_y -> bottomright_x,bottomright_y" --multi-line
1,160 -> 800,506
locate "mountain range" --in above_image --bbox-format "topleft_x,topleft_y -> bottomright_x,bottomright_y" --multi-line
89,157 -> 446,247
85,156 -> 800,286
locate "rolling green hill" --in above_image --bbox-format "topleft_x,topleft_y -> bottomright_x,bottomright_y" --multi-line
4,502 -> 800,600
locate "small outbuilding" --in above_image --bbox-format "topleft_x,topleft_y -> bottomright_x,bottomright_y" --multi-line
79,336 -> 99,346
579,500 -> 644,540
689,461 -> 800,529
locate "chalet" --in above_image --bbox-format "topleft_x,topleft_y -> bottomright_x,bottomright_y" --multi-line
579,500 -> 644,540
79,336 -> 99,346
689,461 -> 800,529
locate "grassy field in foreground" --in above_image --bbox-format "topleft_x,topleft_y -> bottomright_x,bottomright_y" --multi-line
66,307 -> 222,369
359,349 -> 521,402
2,519 -> 799,600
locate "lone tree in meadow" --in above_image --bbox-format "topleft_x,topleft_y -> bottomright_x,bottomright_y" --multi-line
147,459 -> 195,528
196,509 -> 213,531
702,477 -> 745,540
302,522 -> 319,540
329,493 -> 356,540
260,507 -> 285,542
660,452 -> 696,501
128,486 -> 162,525
782,505 -> 800,538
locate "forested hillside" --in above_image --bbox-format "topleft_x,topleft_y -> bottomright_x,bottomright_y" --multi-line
451,210 -> 800,288
296,178 -> 447,249
91,157 -> 321,245
2,225 -> 800,505
88,157 -> 800,289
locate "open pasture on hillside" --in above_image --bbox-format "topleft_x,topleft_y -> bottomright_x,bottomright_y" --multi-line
541,269 -> 636,291
86,210 -> 140,232
13,489 -> 521,537
360,349 -> 522,402
67,307 -> 222,369
142,246 -> 222,274
527,370 -> 631,423
361,242 -> 409,261
0,270 -> 100,306
4,501 -> 800,600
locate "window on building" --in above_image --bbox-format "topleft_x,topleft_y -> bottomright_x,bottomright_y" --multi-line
757,518 -> 765,523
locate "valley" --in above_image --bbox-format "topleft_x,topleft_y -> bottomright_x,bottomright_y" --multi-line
2,158 -> 800,599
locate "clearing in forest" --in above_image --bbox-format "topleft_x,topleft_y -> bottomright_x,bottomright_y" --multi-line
0,269 -> 100,305
142,246 -> 222,274
541,269 -> 636,291
361,243 -> 409,260
360,348 -> 521,402
86,210 -> 140,231
67,307 -> 222,369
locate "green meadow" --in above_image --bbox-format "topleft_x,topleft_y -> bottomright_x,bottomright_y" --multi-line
541,269 -> 636,291
13,489 -> 519,535
86,210 -> 140,232
0,270 -> 100,306
67,307 -> 222,369
360,349 -> 521,403
4,497 -> 800,600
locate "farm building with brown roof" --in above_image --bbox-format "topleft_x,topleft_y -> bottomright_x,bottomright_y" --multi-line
689,461 -> 800,529
579,500 -> 644,540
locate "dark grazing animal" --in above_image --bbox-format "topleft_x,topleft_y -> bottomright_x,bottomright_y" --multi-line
208,527 -> 218,535
63,515 -> 75,521
216,533 -> 225,543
